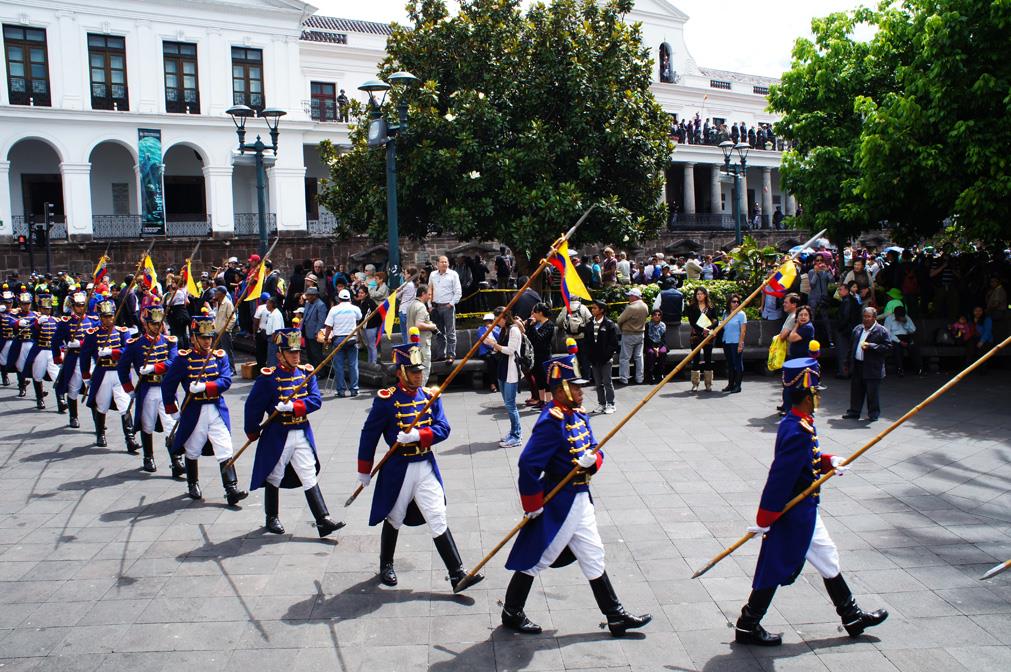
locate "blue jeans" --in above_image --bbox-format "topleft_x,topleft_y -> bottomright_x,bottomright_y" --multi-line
499,379 -> 521,442
399,311 -> 409,343
723,343 -> 743,372
333,341 -> 359,393
364,327 -> 379,364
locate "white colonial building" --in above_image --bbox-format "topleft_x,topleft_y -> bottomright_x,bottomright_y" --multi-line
0,0 -> 792,242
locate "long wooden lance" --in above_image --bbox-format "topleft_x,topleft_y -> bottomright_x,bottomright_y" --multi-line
165,237 -> 279,445
452,227 -> 827,593
343,204 -> 598,509
223,274 -> 420,469
112,240 -> 157,324
981,559 -> 1011,581
691,332 -> 1011,580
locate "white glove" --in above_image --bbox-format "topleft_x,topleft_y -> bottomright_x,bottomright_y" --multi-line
18,319 -> 30,327
746,525 -> 771,536
524,508 -> 543,520
275,400 -> 294,413
396,429 -> 421,444
0,305 -> 6,313
830,455 -> 849,476
98,347 -> 113,357
68,339 -> 81,349
139,364 -> 155,375
357,472 -> 371,487
188,382 -> 206,394
576,451 -> 597,469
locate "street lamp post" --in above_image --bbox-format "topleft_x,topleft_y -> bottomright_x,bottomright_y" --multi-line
359,71 -> 419,290
227,105 -> 286,254
720,140 -> 750,245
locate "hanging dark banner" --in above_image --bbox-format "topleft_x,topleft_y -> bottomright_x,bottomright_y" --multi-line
138,128 -> 165,236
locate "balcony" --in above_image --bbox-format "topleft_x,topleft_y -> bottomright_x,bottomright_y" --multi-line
302,99 -> 345,123
668,213 -> 736,231
166,215 -> 212,237
234,213 -> 277,238
307,209 -> 339,237
11,215 -> 67,241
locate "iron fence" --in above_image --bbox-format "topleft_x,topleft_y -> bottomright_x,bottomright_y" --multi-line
166,215 -> 212,238
11,215 -> 68,241
307,209 -> 339,237
668,213 -> 736,231
93,215 -> 143,239
234,213 -> 277,238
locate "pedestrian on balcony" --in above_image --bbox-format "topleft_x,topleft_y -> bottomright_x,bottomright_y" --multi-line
430,256 -> 462,365
721,294 -> 747,393
686,286 -> 719,392
355,285 -> 380,365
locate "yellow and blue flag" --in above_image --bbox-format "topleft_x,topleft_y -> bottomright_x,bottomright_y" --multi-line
548,241 -> 592,313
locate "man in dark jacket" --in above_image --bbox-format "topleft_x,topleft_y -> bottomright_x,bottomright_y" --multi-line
843,307 -> 892,422
833,282 -> 861,377
512,280 -> 541,321
583,299 -> 620,415
654,284 -> 684,326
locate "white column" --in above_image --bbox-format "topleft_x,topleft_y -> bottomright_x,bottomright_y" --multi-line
682,163 -> 695,214
56,11 -> 83,110
60,163 -> 93,237
710,165 -> 721,213
267,166 -> 308,233
740,169 -> 749,220
203,165 -> 235,235
786,193 -> 797,216
658,169 -> 667,206
133,21 -> 159,114
762,167 -> 773,226
0,161 -> 11,238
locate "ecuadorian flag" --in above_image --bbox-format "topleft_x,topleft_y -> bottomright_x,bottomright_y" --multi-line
92,256 -> 108,285
548,241 -> 592,313
763,260 -> 797,298
375,292 -> 398,346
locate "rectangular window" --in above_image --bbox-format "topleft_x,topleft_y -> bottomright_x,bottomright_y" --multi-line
163,41 -> 199,114
709,79 -> 732,91
3,24 -> 51,106
88,33 -> 129,110
309,81 -> 336,121
112,183 -> 130,215
231,46 -> 263,111
753,85 -> 769,95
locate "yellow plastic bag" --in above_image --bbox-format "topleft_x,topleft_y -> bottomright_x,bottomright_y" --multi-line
767,336 -> 788,371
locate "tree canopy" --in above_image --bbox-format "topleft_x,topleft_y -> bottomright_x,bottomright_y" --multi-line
318,0 -> 673,265
769,0 -> 1011,245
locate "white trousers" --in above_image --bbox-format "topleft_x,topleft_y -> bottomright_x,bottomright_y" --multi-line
14,344 -> 30,373
182,404 -> 234,461
266,429 -> 317,490
0,340 -> 11,366
32,350 -> 59,382
805,513 -> 842,579
139,387 -> 177,435
388,460 -> 447,537
66,365 -> 84,400
524,492 -> 606,580
93,371 -> 130,414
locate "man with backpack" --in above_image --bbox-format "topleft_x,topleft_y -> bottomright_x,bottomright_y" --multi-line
495,246 -> 513,289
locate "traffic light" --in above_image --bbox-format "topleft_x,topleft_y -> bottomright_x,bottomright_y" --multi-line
45,202 -> 55,225
17,234 -> 27,251
33,222 -> 46,245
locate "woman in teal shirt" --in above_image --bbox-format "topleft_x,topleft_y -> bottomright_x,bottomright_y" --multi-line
722,294 -> 748,393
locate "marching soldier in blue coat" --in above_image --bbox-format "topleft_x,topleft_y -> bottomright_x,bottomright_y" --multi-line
0,287 -> 15,387
80,300 -> 141,451
118,302 -> 179,474
162,314 -> 247,506
9,292 -> 36,398
357,342 -> 483,591
56,292 -> 100,428
245,328 -> 344,537
735,357 -> 888,646
23,292 -> 61,410
502,352 -> 651,637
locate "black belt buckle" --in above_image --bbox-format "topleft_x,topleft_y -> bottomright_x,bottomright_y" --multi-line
399,443 -> 430,457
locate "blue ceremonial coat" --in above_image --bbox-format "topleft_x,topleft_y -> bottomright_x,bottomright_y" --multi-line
357,383 -> 450,527
506,402 -> 604,572
245,364 -> 322,490
7,310 -> 37,371
54,314 -> 99,395
0,310 -> 16,359
752,409 -> 833,590
80,325 -> 129,409
23,314 -> 60,374
161,348 -> 231,455
116,332 -> 178,428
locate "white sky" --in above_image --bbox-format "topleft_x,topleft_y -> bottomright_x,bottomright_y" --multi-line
311,0 -> 868,77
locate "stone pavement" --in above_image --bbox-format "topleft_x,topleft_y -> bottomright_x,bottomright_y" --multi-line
0,366 -> 1009,671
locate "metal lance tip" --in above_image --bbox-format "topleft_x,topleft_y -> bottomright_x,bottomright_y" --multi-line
981,559 -> 1010,581
453,573 -> 475,594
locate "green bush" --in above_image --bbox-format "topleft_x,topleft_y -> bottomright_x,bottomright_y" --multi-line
590,279 -> 759,322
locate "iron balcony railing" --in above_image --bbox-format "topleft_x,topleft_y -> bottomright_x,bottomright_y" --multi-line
93,214 -> 142,239
166,214 -> 212,237
307,209 -> 339,237
11,215 -> 68,241
234,213 -> 277,238
668,213 -> 736,231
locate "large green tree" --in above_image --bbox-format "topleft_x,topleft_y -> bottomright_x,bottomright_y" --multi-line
770,0 -> 1011,244
319,0 -> 673,266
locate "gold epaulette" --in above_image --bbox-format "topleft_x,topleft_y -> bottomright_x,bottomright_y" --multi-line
299,363 -> 314,372
214,349 -> 225,357
126,335 -> 141,344
115,326 -> 128,332
548,406 -> 565,420
85,327 -> 98,335
166,335 -> 178,342
799,419 -> 815,434
178,348 -> 191,355
377,386 -> 395,399
260,367 -> 275,375
60,316 -> 70,322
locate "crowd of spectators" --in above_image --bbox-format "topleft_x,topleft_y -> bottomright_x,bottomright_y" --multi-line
671,112 -> 790,152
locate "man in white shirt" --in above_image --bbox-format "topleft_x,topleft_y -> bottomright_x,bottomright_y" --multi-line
429,256 -> 462,363
323,289 -> 363,397
263,296 -> 285,367
616,252 -> 631,285
253,293 -> 271,370
882,306 -> 922,376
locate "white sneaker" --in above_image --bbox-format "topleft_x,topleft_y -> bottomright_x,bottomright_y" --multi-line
499,437 -> 522,448
603,405 -> 616,414
593,405 -> 606,414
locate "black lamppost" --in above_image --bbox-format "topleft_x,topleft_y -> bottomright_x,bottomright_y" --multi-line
358,71 -> 419,290
720,140 -> 750,245
227,104 -> 286,254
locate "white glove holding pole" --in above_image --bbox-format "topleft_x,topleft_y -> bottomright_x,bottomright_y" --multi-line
746,525 -> 771,536
68,339 -> 81,349
275,400 -> 294,413
188,382 -> 206,394
18,318 -> 30,327
524,508 -> 543,520
830,455 -> 849,476
139,364 -> 155,375
98,347 -> 112,357
576,451 -> 597,469
396,429 -> 420,444
357,472 -> 371,487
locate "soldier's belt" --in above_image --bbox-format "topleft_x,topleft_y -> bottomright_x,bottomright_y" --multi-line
398,443 -> 431,458
281,414 -> 308,427
192,394 -> 214,402
142,374 -> 163,384
97,358 -> 116,367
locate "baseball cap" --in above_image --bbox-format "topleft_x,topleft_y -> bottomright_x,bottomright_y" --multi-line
482,313 -> 494,321
338,289 -> 351,301
228,256 -> 239,263
627,288 -> 642,297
